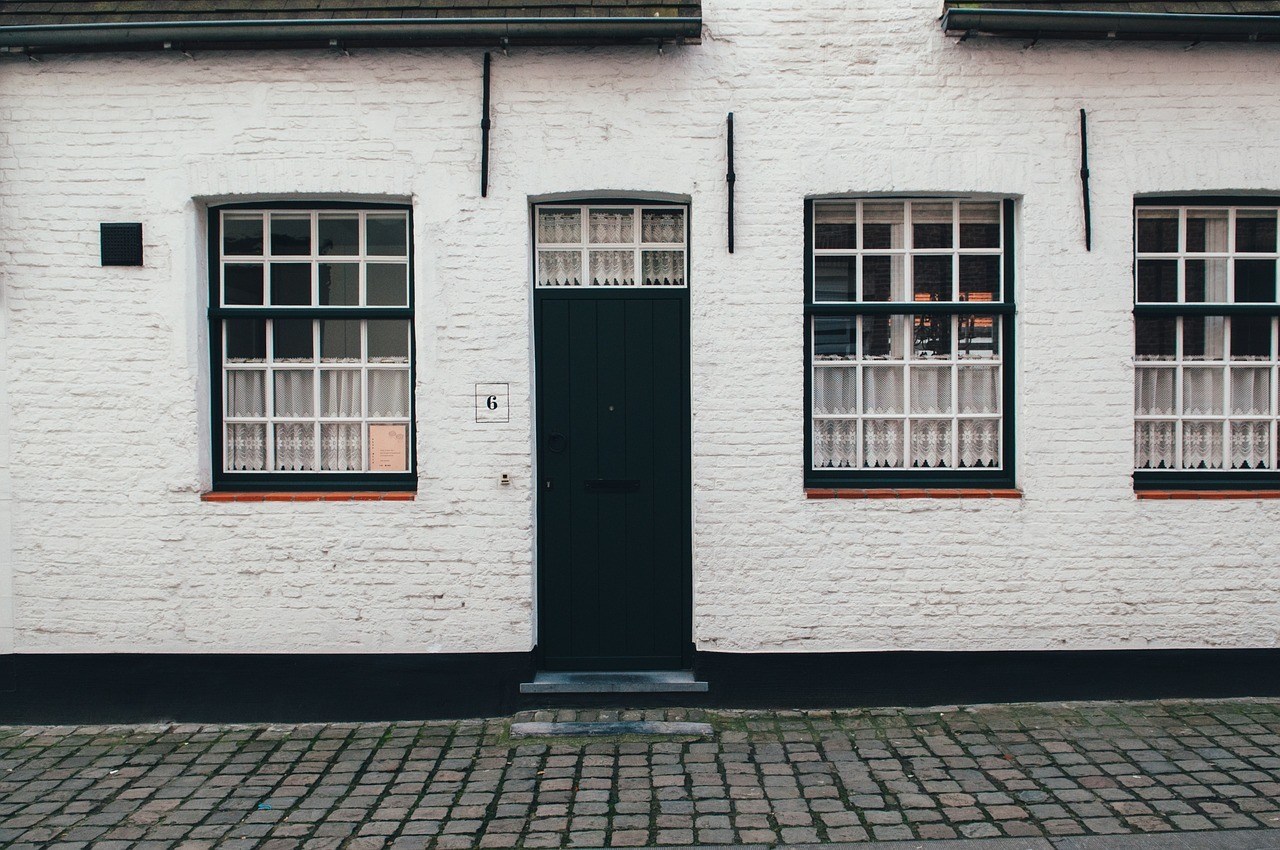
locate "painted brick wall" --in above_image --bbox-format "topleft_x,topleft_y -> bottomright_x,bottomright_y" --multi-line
2,0 -> 1279,654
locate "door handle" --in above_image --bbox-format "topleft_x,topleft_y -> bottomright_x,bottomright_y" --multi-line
548,433 -> 568,453
584,479 -> 641,493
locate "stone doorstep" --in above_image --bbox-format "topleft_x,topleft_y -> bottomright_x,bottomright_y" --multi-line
509,720 -> 714,738
519,670 -> 710,694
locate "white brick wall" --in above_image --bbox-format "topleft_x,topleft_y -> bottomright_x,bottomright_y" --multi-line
2,0 -> 1279,655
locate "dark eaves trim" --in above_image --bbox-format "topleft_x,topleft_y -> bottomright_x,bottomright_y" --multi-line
942,8 -> 1280,42
0,16 -> 702,55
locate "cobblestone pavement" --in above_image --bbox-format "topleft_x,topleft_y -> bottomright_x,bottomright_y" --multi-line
4,700 -> 1280,849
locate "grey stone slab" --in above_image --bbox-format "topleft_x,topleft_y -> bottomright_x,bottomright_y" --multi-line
1053,829 -> 1280,850
510,721 -> 714,737
518,671 -> 709,694
785,841 -> 1053,850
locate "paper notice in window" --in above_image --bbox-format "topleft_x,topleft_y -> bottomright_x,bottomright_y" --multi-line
369,424 -> 408,472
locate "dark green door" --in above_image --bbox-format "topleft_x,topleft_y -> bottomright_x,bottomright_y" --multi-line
535,290 -> 691,671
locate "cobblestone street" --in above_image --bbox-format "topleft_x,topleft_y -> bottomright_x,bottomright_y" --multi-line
4,700 -> 1280,849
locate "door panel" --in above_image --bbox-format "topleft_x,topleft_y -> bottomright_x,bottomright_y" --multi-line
536,292 -> 690,671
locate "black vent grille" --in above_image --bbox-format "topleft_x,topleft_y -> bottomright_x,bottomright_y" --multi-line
100,222 -> 143,266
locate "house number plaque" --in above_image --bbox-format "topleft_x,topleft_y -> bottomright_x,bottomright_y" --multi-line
475,383 -> 510,424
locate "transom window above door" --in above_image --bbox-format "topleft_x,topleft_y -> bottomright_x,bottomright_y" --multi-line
535,205 -> 687,288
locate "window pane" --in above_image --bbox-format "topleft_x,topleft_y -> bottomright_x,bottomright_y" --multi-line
1236,210 -> 1276,253
1135,317 -> 1176,360
225,319 -> 266,362
814,367 -> 857,415
814,257 -> 856,301
539,209 -> 581,244
863,202 -> 904,249
226,423 -> 266,471
1230,421 -> 1270,470
1182,421 -> 1224,469
863,366 -> 903,414
319,263 -> 359,306
813,419 -> 857,469
863,315 -> 908,359
369,424 -> 409,471
910,367 -> 951,413
958,419 -> 999,468
1183,367 -> 1224,415
367,264 -> 409,306
959,203 -> 1000,249
270,216 -> 311,256
270,263 -> 311,306
590,250 -> 634,286
862,256 -> 905,302
814,203 -> 857,250
367,214 -> 408,256
1135,422 -> 1176,469
862,420 -> 904,468
321,423 -> 362,471
913,256 -> 952,302
589,209 -> 633,244
1135,367 -> 1175,416
913,314 -> 951,359
1186,209 -> 1228,253
273,369 -> 314,417
1231,316 -> 1272,360
538,250 -> 581,287
958,365 -> 999,413
223,216 -> 263,256
1185,258 -> 1227,302
226,370 -> 266,417
321,320 -> 361,362
641,251 -> 684,286
1234,259 -> 1275,302
642,209 -> 685,244
1231,368 -> 1270,415
370,370 -> 411,417
910,420 -> 951,468
1137,209 -> 1178,253
274,423 -> 316,470
959,256 -> 999,302
958,315 -> 998,359
318,216 -> 359,256
912,202 -> 952,249
321,369 -> 361,417
813,317 -> 857,361
1183,316 -> 1225,360
1136,260 -> 1177,302
368,319 -> 410,362
223,264 -> 264,305
273,319 -> 313,362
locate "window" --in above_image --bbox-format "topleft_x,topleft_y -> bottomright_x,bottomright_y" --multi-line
209,205 -> 415,491
1134,200 -> 1280,488
804,198 -> 1016,487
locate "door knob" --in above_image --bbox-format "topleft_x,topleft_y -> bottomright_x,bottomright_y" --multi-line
548,433 -> 567,453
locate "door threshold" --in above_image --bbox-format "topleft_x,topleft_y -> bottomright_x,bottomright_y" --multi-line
519,670 -> 709,694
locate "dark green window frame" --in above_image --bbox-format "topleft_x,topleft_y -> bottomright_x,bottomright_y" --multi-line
1133,196 -> 1280,491
803,198 -> 1017,489
207,201 -> 417,493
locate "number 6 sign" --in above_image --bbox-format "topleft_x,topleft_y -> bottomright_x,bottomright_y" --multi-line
475,383 -> 510,423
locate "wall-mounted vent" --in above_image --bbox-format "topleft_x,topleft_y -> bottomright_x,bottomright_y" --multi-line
100,223 -> 143,266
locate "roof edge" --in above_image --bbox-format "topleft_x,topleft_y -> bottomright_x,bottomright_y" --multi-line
942,8 -> 1280,42
0,16 -> 702,54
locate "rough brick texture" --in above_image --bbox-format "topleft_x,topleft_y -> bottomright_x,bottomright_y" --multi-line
2,0 -> 1280,655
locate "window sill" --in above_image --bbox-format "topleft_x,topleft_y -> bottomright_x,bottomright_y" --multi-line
201,491 -> 415,503
806,488 -> 1022,499
1136,490 -> 1280,500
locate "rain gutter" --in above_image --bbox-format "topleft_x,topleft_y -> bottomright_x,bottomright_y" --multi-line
942,8 -> 1280,42
0,16 -> 702,55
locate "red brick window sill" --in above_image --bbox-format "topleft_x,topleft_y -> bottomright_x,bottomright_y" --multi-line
806,488 -> 1023,499
1136,490 -> 1280,500
201,491 -> 415,503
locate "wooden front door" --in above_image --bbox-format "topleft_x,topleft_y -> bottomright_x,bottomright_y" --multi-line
534,288 -> 691,671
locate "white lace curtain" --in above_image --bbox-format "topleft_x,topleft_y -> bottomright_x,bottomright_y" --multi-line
227,423 -> 265,470
321,423 -> 362,471
275,423 -> 315,471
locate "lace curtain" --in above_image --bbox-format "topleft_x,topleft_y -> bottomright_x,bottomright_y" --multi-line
910,420 -> 951,468
1135,368 -> 1175,416
322,423 -> 362,471
1135,421 -> 1176,469
274,370 -> 313,417
1230,421 -> 1270,469
227,424 -> 265,470
275,423 -> 315,471
322,370 -> 361,417
226,371 -> 265,417
370,370 -> 411,417
1182,421 -> 1223,469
